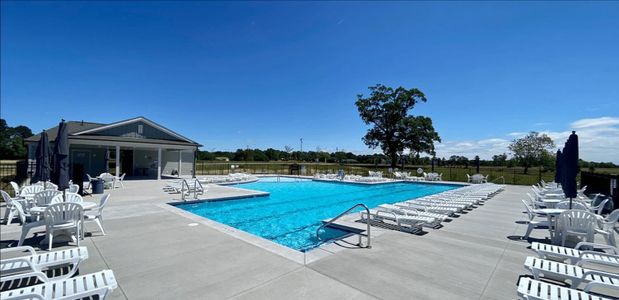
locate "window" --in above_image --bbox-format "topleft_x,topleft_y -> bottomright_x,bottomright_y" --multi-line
138,124 -> 143,134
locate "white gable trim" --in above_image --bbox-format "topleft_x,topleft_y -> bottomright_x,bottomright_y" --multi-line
72,117 -> 199,145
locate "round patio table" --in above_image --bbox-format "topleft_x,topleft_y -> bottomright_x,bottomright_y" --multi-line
534,208 -> 566,244
29,201 -> 97,214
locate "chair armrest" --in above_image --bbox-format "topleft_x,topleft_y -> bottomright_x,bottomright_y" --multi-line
0,246 -> 36,257
578,251 -> 619,268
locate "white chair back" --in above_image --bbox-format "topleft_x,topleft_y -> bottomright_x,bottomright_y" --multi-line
20,185 -> 43,197
33,190 -> 62,206
43,182 -> 58,190
65,193 -> 84,203
66,184 -> 80,194
556,201 -> 587,210
10,200 -> 28,224
558,210 -> 596,239
521,200 -> 535,221
98,194 -> 110,215
50,194 -> 64,204
9,181 -> 21,196
44,202 -> 83,227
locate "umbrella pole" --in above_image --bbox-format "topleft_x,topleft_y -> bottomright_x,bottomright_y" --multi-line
569,197 -> 572,210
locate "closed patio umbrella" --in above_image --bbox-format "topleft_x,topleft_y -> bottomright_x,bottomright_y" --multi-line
34,130 -> 52,185
554,149 -> 563,184
561,131 -> 579,209
52,120 -> 70,193
475,156 -> 480,174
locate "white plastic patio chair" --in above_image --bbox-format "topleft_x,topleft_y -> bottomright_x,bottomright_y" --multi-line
0,270 -> 117,300
66,183 -> 79,194
83,194 -> 110,236
19,185 -> 43,198
65,193 -> 84,203
595,209 -> 619,247
15,201 -> 45,246
117,173 -> 126,187
558,210 -> 597,246
1,190 -> 28,226
0,246 -> 88,285
556,200 -> 588,210
85,173 -> 94,190
43,202 -> 83,250
9,181 -> 21,197
32,190 -> 62,207
522,200 -> 550,239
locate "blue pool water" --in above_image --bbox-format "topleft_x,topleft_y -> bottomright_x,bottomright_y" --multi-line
175,178 -> 458,252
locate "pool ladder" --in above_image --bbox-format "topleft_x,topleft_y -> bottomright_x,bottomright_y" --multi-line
316,203 -> 371,249
181,178 -> 205,201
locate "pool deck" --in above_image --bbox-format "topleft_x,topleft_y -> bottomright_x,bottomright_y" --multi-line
1,180 -> 616,299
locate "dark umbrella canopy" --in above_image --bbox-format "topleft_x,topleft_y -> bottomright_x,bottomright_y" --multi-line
34,130 -> 52,183
52,120 -> 70,190
554,149 -> 563,184
561,131 -> 579,206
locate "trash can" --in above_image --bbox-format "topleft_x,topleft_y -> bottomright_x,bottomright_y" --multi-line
91,179 -> 104,194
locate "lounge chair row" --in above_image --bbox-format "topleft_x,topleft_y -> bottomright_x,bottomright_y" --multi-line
517,241 -> 619,299
1,246 -> 117,299
359,183 -> 505,233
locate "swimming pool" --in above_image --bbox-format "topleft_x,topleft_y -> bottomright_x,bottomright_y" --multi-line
175,178 -> 459,252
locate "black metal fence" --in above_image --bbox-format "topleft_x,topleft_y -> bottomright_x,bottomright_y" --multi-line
194,161 -> 561,186
581,171 -> 618,209
0,160 -> 35,192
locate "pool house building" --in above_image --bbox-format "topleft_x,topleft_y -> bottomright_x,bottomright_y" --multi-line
24,116 -> 201,180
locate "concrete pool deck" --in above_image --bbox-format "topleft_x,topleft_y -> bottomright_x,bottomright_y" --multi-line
1,180 -> 615,299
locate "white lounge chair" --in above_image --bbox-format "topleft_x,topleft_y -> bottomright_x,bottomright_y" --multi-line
392,203 -> 450,221
517,277 -> 617,300
531,241 -> 619,268
1,246 -> 88,286
376,204 -> 442,228
360,209 -> 422,233
0,270 -> 117,300
402,202 -> 459,216
524,256 -> 619,289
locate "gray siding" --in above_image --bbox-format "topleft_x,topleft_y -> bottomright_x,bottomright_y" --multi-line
90,121 -> 182,142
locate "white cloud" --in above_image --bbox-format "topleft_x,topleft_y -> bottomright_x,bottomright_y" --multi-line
571,117 -> 619,129
435,116 -> 619,163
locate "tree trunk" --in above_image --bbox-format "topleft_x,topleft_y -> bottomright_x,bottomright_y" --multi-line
389,151 -> 398,168
523,166 -> 529,174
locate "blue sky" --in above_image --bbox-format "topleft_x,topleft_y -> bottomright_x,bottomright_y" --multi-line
2,2 -> 618,162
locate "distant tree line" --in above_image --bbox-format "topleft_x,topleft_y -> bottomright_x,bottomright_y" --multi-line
0,119 -> 33,159
196,148 -> 617,170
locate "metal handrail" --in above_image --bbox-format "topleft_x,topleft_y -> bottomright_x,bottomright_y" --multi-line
180,179 -> 190,201
180,178 -> 204,201
316,203 -> 371,248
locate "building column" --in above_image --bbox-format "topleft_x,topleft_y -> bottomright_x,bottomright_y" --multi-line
115,145 -> 120,178
178,150 -> 182,176
157,148 -> 162,180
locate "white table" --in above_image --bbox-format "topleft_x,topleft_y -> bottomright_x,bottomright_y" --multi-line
534,208 -> 566,244
29,201 -> 97,214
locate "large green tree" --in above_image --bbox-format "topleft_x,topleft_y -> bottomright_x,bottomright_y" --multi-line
508,131 -> 555,174
0,119 -> 33,159
355,84 -> 441,168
